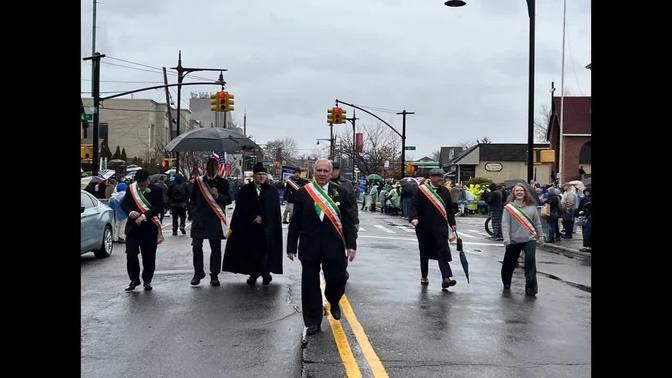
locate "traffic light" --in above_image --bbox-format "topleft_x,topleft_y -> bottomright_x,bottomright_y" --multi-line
218,91 -> 227,112
224,92 -> 234,112
336,107 -> 347,124
210,92 -> 221,112
327,108 -> 336,124
328,107 -> 346,124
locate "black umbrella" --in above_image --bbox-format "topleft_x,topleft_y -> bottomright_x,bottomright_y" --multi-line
454,230 -> 469,284
165,127 -> 261,153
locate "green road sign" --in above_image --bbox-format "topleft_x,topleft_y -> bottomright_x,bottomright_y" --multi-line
404,146 -> 416,150
81,113 -> 93,122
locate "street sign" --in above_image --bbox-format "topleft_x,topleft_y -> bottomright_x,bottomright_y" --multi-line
404,146 -> 416,151
81,113 -> 93,122
384,160 -> 390,168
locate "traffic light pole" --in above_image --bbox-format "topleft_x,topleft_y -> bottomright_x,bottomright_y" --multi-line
396,110 -> 414,178
171,51 -> 227,176
336,99 -> 413,178
329,124 -> 335,160
83,52 -> 106,176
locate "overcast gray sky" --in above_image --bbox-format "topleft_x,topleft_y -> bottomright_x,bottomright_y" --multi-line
81,0 -> 591,159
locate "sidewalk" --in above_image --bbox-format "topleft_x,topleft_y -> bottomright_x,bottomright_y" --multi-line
539,225 -> 592,265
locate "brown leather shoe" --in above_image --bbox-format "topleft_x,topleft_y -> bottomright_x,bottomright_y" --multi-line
442,277 -> 456,288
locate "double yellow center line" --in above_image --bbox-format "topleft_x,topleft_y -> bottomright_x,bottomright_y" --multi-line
321,277 -> 389,377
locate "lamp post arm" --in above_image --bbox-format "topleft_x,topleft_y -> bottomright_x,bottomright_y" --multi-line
336,99 -> 403,138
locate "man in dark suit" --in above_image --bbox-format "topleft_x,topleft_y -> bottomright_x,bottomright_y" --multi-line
121,169 -> 164,291
409,169 -> 457,289
287,159 -> 358,336
330,161 -> 359,283
189,157 -> 232,286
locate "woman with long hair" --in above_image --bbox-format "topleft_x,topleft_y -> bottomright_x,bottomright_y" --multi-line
501,184 -> 544,296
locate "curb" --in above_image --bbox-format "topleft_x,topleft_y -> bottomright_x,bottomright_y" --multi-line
539,243 -> 591,265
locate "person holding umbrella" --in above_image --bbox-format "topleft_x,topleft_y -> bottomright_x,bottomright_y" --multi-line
501,183 -> 544,296
409,169 -> 458,289
188,157 -> 232,287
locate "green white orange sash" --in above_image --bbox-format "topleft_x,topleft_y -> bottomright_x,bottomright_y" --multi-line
129,182 -> 165,245
419,183 -> 447,221
196,176 -> 228,236
504,203 -> 538,237
304,180 -> 344,241
286,178 -> 300,191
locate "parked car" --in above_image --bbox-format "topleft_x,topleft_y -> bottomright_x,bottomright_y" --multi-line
81,190 -> 114,258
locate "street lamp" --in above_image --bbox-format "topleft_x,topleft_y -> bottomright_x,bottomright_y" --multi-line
446,0 -> 535,183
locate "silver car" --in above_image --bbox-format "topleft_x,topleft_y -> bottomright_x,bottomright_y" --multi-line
81,190 -> 114,258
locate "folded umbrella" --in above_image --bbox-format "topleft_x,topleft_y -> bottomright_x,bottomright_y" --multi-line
454,230 -> 469,284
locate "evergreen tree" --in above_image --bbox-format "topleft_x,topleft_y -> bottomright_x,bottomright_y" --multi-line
121,148 -> 127,162
113,146 -> 121,160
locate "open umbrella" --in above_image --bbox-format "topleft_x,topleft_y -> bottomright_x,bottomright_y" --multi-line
367,174 -> 383,181
454,230 -> 470,284
165,127 -> 261,153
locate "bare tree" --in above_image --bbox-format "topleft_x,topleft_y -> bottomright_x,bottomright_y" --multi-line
535,105 -> 552,143
430,149 -> 441,161
338,123 -> 401,178
264,137 -> 299,162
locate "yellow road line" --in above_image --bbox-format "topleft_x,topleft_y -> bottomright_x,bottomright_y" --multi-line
321,277 -> 362,378
340,296 -> 389,378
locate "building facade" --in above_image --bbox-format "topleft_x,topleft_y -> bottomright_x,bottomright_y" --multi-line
546,96 -> 591,182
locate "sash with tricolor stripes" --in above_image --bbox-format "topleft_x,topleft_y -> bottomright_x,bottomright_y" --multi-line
418,183 -> 447,221
196,176 -> 229,237
504,203 -> 538,237
129,182 -> 165,245
304,181 -> 344,242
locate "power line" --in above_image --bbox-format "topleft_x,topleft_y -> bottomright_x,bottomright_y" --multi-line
81,79 -> 165,84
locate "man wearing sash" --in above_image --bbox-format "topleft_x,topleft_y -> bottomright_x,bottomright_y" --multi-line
121,169 -> 164,291
223,163 -> 283,285
189,157 -> 232,286
409,169 -> 458,289
501,184 -> 544,296
287,159 -> 357,336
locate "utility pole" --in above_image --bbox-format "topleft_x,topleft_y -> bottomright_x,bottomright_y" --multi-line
83,52 -> 106,177
346,109 -> 359,179
91,0 -> 96,96
162,67 -> 173,141
396,110 -> 414,178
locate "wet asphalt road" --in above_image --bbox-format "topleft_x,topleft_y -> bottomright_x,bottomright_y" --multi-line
81,208 -> 590,377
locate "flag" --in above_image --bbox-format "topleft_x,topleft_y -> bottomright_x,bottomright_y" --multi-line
212,151 -> 227,177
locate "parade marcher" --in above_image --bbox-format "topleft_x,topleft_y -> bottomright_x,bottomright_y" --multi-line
167,174 -> 190,236
287,159 -> 357,336
189,158 -> 231,287
369,183 -> 378,212
121,169 -> 165,291
501,183 -> 544,296
485,183 -> 504,240
223,163 -> 283,285
331,161 -> 359,283
409,169 -> 457,289
283,172 -> 307,224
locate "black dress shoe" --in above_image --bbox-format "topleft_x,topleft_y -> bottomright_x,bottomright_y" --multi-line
282,221 -> 289,224
247,275 -> 257,286
210,275 -> 220,287
262,274 -> 272,286
306,325 -> 321,336
525,288 -> 537,296
180,227 -> 186,235
503,284 -> 510,290
190,273 -> 206,285
420,277 -> 429,286
172,230 -> 178,236
125,280 -> 140,291
143,283 -> 152,291
442,277 -> 457,289
330,302 -> 341,320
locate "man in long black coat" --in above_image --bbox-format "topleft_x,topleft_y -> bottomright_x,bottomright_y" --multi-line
409,169 -> 457,289
223,163 -> 283,285
189,158 -> 232,286
287,159 -> 358,336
